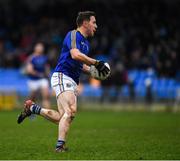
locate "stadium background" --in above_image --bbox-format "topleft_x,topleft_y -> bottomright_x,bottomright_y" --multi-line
0,0 -> 180,160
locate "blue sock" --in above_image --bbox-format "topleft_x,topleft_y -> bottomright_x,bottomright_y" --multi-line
31,104 -> 41,115
56,140 -> 65,148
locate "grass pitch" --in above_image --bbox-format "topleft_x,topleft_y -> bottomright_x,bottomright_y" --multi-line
0,107 -> 180,160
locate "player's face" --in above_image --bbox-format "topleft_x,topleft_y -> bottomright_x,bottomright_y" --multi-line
86,16 -> 97,37
34,43 -> 44,55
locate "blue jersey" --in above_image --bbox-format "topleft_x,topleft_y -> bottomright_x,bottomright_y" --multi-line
28,54 -> 48,80
54,30 -> 90,84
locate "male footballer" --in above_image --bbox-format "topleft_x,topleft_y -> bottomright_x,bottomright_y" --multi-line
17,11 -> 109,152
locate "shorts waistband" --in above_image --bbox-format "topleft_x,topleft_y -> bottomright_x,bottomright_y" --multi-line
52,72 -> 77,85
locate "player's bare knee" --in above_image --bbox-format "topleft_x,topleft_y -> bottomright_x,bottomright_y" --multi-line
62,112 -> 70,121
62,111 -> 75,123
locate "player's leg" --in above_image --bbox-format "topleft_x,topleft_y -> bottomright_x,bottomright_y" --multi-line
40,108 -> 61,124
40,96 -> 65,124
55,91 -> 77,152
17,75 -> 66,124
17,99 -> 62,124
40,79 -> 51,109
58,91 -> 77,140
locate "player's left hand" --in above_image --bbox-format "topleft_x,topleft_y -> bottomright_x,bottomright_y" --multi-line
95,60 -> 110,77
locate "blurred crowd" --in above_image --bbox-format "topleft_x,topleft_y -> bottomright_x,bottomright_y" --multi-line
0,0 -> 179,81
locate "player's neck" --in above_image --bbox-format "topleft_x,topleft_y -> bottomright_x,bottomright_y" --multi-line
77,27 -> 87,38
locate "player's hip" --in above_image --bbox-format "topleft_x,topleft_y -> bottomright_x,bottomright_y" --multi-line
51,72 -> 78,97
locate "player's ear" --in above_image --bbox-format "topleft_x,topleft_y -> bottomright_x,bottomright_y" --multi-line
83,20 -> 89,28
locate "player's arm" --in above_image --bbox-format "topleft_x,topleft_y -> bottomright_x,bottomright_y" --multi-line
82,64 -> 90,74
70,48 -> 96,66
69,31 -> 109,76
70,48 -> 110,76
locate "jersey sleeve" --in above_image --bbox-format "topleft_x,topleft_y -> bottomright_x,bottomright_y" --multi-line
66,30 -> 81,50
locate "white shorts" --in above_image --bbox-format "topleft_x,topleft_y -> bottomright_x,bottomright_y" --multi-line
27,78 -> 49,91
51,72 -> 78,97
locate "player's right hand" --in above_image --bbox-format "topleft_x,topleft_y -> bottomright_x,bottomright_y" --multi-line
95,60 -> 110,77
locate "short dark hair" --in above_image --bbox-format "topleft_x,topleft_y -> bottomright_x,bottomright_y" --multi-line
76,11 -> 96,27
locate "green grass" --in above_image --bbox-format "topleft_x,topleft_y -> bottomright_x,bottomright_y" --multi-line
0,108 -> 180,160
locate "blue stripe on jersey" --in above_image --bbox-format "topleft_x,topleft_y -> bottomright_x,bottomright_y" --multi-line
54,30 -> 90,84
